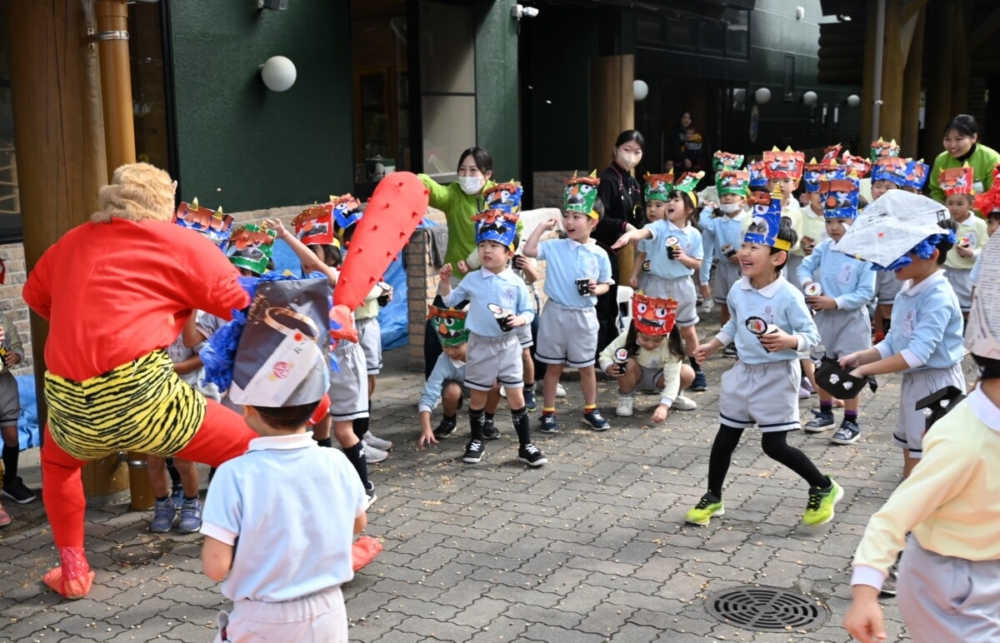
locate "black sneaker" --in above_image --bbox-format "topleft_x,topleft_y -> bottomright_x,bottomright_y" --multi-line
831,420 -> 861,445
689,371 -> 708,392
518,443 -> 548,467
482,417 -> 500,440
539,414 -> 559,434
723,343 -> 737,358
463,439 -> 486,464
1,477 -> 36,504
582,409 -> 611,431
524,388 -> 537,412
433,417 -> 458,440
804,412 -> 835,433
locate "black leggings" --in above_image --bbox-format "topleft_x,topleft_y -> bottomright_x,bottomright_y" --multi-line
707,426 -> 827,498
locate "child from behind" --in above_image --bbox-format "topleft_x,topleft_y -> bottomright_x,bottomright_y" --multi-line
615,171 -> 708,392
839,216 -> 964,479
524,172 -> 615,433
689,188 -> 840,528
939,166 -> 987,320
599,293 -> 696,422
797,173 -> 875,446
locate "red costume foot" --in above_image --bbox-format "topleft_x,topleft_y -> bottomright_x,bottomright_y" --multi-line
43,547 -> 95,599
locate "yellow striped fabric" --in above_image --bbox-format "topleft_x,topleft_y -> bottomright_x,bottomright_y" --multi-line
44,350 -> 207,461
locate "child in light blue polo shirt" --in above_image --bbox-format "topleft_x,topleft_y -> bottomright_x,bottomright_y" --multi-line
524,171 -> 615,434
797,172 -> 876,446
688,187 -> 839,529
699,168 -> 751,343
840,216 -> 965,479
616,171 -> 708,391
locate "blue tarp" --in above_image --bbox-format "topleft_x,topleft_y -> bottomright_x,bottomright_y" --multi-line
16,374 -> 39,450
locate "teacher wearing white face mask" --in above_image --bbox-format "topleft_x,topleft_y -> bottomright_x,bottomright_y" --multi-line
594,130 -> 646,355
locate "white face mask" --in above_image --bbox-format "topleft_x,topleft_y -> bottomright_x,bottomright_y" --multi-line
458,176 -> 484,195
720,203 -> 743,214
616,151 -> 639,170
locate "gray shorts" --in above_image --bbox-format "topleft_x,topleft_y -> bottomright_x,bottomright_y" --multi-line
356,316 -> 383,375
216,586 -> 347,643
814,307 -> 872,359
465,332 -> 523,391
894,363 -> 965,457
875,270 -> 903,305
785,254 -> 805,293
515,323 -> 533,349
638,366 -> 665,393
0,371 -> 19,425
536,301 -> 598,368
712,259 -> 741,305
644,275 -> 699,327
946,268 -> 973,312
719,360 -> 802,432
328,341 -> 368,421
897,534 -> 1000,643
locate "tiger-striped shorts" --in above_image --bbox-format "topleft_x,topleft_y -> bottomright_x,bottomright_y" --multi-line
44,350 -> 207,461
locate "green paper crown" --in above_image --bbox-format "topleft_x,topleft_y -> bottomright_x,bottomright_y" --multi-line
563,171 -> 601,216
644,172 -> 674,202
427,304 -> 469,347
716,170 -> 750,196
227,224 -> 277,275
713,151 -> 744,173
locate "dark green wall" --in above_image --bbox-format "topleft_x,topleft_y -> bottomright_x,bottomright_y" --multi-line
170,1 -> 353,212
474,0 -> 519,182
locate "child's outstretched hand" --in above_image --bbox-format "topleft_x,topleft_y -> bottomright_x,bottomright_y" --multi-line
693,343 -> 716,363
439,264 -> 453,282
759,328 -> 797,352
264,218 -> 288,238
843,587 -> 887,643
650,404 -> 669,423
538,218 -> 558,233
611,230 -> 637,250
418,429 -> 438,449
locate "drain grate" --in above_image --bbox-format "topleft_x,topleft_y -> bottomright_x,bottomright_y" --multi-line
705,586 -> 828,632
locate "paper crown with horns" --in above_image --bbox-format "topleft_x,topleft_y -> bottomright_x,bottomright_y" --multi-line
939,165 -> 974,196
821,144 -> 842,164
644,172 -> 675,202
632,293 -> 678,336
473,209 -> 520,250
974,164 -> 1000,214
672,171 -> 704,206
716,170 -> 750,197
903,159 -> 930,191
294,203 -> 337,246
174,198 -> 233,251
427,302 -> 469,347
748,159 -> 768,189
763,147 -> 805,180
481,182 -> 523,215
870,137 -> 901,163
712,151 -> 744,173
841,152 -> 872,178
803,159 -> 843,193
745,187 -> 791,251
330,194 -> 363,232
872,156 -> 910,187
227,224 -> 277,275
563,171 -> 601,218
818,173 -> 860,219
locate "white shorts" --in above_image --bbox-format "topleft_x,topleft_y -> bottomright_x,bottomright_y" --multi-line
894,363 -> 966,458
644,275 -> 699,327
712,259 -> 741,305
465,332 -> 523,392
515,323 -> 533,349
356,316 -> 383,375
946,268 -> 973,312
328,341 -> 368,422
814,307 -> 872,359
897,535 -> 1000,643
875,271 -> 903,305
535,301 -> 599,368
719,360 -> 802,432
216,586 -> 347,643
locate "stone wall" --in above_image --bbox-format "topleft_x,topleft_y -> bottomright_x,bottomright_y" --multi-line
532,170 -> 590,209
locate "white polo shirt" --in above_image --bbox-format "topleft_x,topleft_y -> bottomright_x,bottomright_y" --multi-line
201,432 -> 366,602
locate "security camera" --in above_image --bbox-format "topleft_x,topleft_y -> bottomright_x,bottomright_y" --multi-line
511,4 -> 539,20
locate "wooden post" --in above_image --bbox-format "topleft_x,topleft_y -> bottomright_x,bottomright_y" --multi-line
860,0 -> 879,145
879,0 -> 905,142
950,0 -> 971,116
900,7 -> 925,155
6,1 -> 131,504
922,1 -> 956,158
96,0 -> 136,178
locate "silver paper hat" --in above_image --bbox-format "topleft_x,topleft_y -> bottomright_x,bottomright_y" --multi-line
966,231 -> 1000,360
834,190 -> 949,269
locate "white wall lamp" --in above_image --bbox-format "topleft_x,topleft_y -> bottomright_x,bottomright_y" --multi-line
802,91 -> 818,106
260,56 -> 297,92
633,80 -> 649,102
511,4 -> 539,20
846,94 -> 861,108
754,87 -> 772,105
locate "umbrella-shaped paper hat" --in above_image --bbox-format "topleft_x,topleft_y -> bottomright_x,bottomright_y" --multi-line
834,190 -> 953,270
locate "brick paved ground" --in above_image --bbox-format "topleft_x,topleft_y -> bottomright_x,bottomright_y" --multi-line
0,307 -> 975,642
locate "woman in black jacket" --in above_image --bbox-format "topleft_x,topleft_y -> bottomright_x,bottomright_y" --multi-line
594,129 -> 646,355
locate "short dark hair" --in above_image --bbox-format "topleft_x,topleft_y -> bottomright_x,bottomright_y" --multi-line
934,219 -> 957,265
944,114 -> 979,137
592,198 -> 606,219
308,244 -> 342,268
988,210 -> 1000,223
252,401 -> 321,431
458,147 -> 493,176
769,218 -> 799,272
973,354 -> 1000,379
614,130 -> 645,150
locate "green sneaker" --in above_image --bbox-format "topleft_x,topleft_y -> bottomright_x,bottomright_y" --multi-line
803,478 -> 843,526
685,493 -> 724,526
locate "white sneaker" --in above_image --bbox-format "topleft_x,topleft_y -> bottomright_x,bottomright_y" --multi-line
672,394 -> 698,411
363,430 -> 393,451
616,396 -> 635,417
363,441 -> 388,463
555,384 -> 567,398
